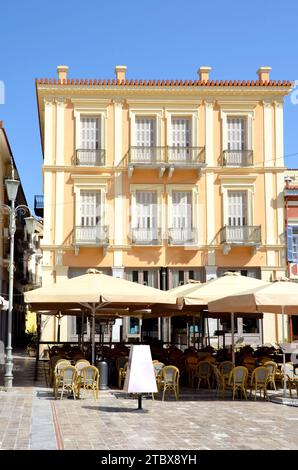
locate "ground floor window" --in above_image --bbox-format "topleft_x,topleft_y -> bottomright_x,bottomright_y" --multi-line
242,317 -> 260,334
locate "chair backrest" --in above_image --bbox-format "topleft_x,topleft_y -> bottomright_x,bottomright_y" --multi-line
252,366 -> 269,384
55,359 -> 71,375
60,366 -> 77,385
162,365 -> 179,384
229,366 -> 248,385
75,359 -> 90,372
282,362 -> 294,379
81,366 -> 99,384
197,360 -> 212,376
116,356 -> 128,371
263,361 -> 277,375
219,361 -> 234,375
153,362 -> 164,375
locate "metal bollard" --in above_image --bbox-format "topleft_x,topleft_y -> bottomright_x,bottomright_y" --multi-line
97,360 -> 109,390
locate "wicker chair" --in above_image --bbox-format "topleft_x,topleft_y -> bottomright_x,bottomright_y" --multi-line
218,361 -> 234,382
53,359 -> 71,398
160,366 -> 180,401
228,366 -> 248,400
263,361 -> 278,390
78,366 -> 99,400
250,366 -> 270,400
58,366 -> 78,400
195,360 -> 212,389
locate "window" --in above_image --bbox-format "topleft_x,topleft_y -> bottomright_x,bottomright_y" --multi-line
135,117 -> 155,147
169,191 -> 193,243
220,318 -> 238,334
242,318 -> 259,334
80,190 -> 101,227
227,117 -> 246,151
227,191 -> 248,226
133,191 -> 159,243
287,226 -> 298,262
170,269 -> 204,288
80,116 -> 100,149
171,118 -> 191,161
127,270 -> 158,287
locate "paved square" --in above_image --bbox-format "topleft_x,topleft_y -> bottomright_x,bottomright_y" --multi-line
0,354 -> 297,450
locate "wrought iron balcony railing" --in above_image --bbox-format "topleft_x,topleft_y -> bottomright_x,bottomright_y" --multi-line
220,225 -> 261,245
222,150 -> 253,167
131,228 -> 162,245
167,147 -> 205,164
76,149 -> 106,166
129,147 -> 166,164
74,225 -> 109,246
168,227 -> 197,245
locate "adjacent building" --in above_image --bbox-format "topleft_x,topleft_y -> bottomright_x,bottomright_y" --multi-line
35,65 -> 292,348
0,121 -> 39,346
284,169 -> 298,340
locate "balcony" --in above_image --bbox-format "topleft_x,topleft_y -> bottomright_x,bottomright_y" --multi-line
34,195 -> 44,218
128,147 -> 166,177
168,227 -> 197,245
76,149 -> 105,166
131,228 -> 162,245
167,147 -> 205,176
74,225 -> 109,247
220,225 -> 261,253
128,146 -> 205,177
222,150 -> 253,167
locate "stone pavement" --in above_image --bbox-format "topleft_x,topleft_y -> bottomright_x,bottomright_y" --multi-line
0,353 -> 298,450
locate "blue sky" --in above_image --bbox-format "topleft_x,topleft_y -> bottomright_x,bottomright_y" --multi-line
1,0 -> 298,207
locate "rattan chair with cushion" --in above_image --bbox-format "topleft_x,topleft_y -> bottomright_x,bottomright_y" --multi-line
195,360 -> 212,389
153,361 -> 165,390
58,366 -> 78,400
218,361 -> 234,382
75,359 -> 91,375
250,366 -> 270,400
53,359 -> 71,396
160,366 -> 180,401
263,361 -> 278,390
228,366 -> 248,400
78,366 -> 99,400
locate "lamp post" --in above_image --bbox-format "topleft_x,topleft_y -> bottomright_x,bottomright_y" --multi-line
2,177 -> 37,389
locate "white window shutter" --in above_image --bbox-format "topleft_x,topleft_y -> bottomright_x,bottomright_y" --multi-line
80,117 -> 100,149
227,191 -> 247,226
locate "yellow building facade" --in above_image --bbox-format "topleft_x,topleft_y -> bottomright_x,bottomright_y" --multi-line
36,65 -> 292,348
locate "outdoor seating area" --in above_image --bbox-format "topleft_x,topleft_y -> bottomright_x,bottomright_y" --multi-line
43,339 -> 298,402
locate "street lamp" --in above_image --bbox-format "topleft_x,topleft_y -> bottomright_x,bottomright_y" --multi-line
2,177 -> 37,389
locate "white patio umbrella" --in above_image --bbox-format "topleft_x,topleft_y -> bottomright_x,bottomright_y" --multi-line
180,272 -> 269,362
25,270 -> 180,364
209,279 -> 298,397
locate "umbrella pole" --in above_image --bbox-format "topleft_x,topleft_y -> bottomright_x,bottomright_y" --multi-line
282,305 -> 287,398
193,316 -> 196,349
81,311 -> 84,351
231,312 -> 235,365
91,310 -> 95,365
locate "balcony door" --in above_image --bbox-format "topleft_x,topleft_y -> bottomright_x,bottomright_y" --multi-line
135,191 -> 158,243
78,190 -> 101,243
171,118 -> 191,161
227,117 -> 246,165
170,191 -> 193,243
79,116 -> 101,165
227,190 -> 248,242
135,117 -> 156,162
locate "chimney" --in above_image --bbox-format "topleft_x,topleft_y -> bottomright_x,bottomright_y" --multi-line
198,66 -> 211,82
115,65 -> 127,82
257,66 -> 272,82
57,65 -> 69,82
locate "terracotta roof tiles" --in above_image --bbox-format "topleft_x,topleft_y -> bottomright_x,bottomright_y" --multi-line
36,78 -> 293,87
